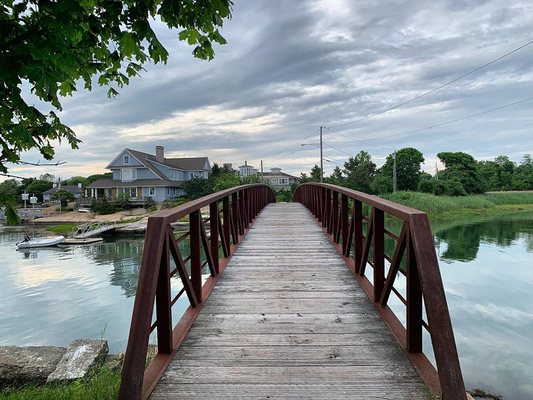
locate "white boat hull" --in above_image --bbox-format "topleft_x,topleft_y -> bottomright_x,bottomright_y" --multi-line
16,236 -> 65,249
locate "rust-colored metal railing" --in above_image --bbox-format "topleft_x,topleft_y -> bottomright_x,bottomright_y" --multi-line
118,184 -> 276,400
294,183 -> 466,400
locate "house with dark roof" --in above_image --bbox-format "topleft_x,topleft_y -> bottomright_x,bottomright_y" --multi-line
87,146 -> 211,202
261,168 -> 298,190
42,184 -> 83,202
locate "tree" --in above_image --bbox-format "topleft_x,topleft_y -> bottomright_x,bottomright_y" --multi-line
0,179 -> 20,224
86,172 -> 113,185
512,154 -> 533,190
374,148 -> 424,193
183,177 -> 209,200
343,151 -> 376,193
326,166 -> 344,186
52,189 -> 75,208
212,173 -> 240,192
299,165 -> 322,183
437,152 -> 483,195
25,179 -> 52,201
1,0 -> 233,172
65,176 -> 88,187
0,178 -> 20,198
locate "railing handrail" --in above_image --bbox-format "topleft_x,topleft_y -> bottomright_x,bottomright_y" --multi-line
154,184 -> 266,224
293,182 -> 466,400
119,184 -> 276,400
298,182 -> 426,219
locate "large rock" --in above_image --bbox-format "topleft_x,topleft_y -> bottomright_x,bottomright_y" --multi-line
47,339 -> 108,383
0,345 -> 66,387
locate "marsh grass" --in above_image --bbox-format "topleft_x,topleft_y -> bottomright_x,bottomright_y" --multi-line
381,191 -> 533,218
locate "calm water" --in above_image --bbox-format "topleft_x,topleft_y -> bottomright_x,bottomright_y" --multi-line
433,213 -> 533,400
0,229 -> 192,354
1,213 -> 532,398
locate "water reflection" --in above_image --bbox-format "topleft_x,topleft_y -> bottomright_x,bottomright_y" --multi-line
435,214 -> 533,262
432,212 -> 533,400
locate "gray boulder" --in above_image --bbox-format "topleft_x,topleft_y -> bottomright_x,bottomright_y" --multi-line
0,345 -> 66,387
47,339 -> 108,383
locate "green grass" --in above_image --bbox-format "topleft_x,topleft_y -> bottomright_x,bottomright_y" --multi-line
45,224 -> 78,235
381,191 -> 533,219
0,368 -> 120,400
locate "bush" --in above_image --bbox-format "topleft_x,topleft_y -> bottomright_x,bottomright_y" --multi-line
161,198 -> 189,209
144,197 -> 157,211
116,192 -> 131,210
91,198 -> 115,214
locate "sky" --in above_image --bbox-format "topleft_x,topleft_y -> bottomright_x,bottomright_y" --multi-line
6,0 -> 533,180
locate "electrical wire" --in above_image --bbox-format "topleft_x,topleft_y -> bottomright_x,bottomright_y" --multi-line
270,129 -> 320,159
352,96 -> 533,143
328,39 -> 533,129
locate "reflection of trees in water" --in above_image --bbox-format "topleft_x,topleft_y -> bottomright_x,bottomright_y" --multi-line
435,219 -> 533,262
81,238 -> 144,297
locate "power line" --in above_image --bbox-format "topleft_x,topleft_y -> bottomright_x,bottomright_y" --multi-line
323,126 -> 395,151
356,95 -> 533,143
328,39 -> 533,129
324,142 -> 352,157
271,129 -> 320,159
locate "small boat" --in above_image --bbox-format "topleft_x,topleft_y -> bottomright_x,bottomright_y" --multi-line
16,235 -> 65,249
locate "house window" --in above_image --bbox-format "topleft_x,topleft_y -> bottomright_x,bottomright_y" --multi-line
121,168 -> 136,181
123,155 -> 130,164
149,187 -> 156,197
120,187 -> 137,198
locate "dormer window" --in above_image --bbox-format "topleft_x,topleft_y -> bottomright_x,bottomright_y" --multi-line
123,155 -> 130,164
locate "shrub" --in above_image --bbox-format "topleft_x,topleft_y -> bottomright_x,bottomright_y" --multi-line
144,197 -> 157,211
91,198 -> 115,214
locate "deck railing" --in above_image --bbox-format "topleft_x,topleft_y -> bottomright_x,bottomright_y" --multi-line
118,184 -> 276,400
294,183 -> 466,400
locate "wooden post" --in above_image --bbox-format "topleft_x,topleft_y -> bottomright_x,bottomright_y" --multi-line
190,210 -> 202,303
210,201 -> 220,275
373,208 -> 384,302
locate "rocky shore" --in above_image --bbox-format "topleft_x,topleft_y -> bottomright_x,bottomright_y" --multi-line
0,339 -> 122,388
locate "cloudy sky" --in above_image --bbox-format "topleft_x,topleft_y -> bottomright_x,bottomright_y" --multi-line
8,0 -> 533,180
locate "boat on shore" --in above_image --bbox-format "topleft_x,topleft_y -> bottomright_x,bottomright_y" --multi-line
16,235 -> 65,249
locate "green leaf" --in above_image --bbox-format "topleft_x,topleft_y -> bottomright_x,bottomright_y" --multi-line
119,32 -> 137,57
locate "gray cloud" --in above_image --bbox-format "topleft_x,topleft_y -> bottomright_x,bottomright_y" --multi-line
7,0 -> 533,179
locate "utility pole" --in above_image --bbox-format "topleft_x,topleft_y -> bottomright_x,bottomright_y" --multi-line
260,160 -> 264,182
393,151 -> 397,192
320,126 -> 323,183
435,162 -> 439,181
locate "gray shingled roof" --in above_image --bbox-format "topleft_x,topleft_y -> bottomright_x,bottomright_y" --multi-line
126,149 -> 209,176
87,179 -> 183,189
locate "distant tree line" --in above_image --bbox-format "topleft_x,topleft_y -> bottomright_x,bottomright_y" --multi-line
300,148 -> 533,196
0,173 -> 112,205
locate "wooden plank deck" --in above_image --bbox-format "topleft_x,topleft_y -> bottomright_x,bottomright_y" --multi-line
150,203 -> 430,399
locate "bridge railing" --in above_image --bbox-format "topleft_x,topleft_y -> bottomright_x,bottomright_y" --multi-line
118,184 -> 276,400
294,183 -> 466,400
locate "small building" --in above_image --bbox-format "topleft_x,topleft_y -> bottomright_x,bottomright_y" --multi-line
238,161 -> 257,177
261,168 -> 298,190
87,146 -> 211,203
42,183 -> 83,203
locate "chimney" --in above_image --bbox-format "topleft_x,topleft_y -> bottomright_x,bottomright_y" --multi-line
155,146 -> 164,163
78,182 -> 83,189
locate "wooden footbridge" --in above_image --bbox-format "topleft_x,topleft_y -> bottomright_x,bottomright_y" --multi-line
119,184 -> 466,399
